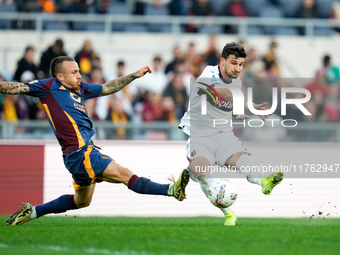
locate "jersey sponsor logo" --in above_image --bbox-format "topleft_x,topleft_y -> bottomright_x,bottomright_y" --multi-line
74,103 -> 86,113
197,82 -> 232,112
70,92 -> 81,103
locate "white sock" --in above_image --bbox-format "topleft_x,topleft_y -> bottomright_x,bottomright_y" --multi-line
197,174 -> 215,198
221,205 -> 234,215
29,206 -> 37,220
168,183 -> 174,196
236,154 -> 262,185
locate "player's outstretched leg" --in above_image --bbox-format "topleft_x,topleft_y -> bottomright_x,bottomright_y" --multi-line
6,194 -> 79,226
261,171 -> 284,195
6,203 -> 33,226
197,175 -> 237,226
128,168 -> 190,201
235,154 -> 284,194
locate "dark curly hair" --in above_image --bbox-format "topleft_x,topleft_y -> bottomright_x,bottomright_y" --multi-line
221,42 -> 247,60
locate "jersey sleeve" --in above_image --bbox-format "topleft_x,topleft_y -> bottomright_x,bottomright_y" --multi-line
82,82 -> 103,100
26,79 -> 47,98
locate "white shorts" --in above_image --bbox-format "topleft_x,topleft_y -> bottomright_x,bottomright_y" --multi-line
186,132 -> 248,167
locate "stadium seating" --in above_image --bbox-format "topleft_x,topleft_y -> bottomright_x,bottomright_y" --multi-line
243,0 -> 267,16
107,1 -> 131,31
85,22 -> 106,32
278,0 -> 300,18
258,3 -> 285,35
0,2 -> 16,29
144,3 -> 171,33
198,25 -> 223,34
244,25 -> 263,35
209,0 -> 230,16
44,21 -> 69,31
124,23 -> 148,32
315,0 -> 335,18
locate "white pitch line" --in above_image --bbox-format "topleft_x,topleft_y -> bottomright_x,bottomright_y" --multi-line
0,243 -> 194,255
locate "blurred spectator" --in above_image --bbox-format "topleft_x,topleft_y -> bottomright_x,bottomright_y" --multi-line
55,0 -> 73,12
183,42 -> 202,77
305,71 -> 328,96
320,83 -> 339,122
142,91 -> 163,121
242,47 -> 264,78
222,0 -> 247,33
89,66 -> 106,84
294,0 -> 322,35
131,55 -> 167,99
202,34 -> 220,66
294,0 -> 321,18
186,0 -> 215,33
162,72 -> 188,118
13,46 -> 39,82
311,90 -> 325,121
39,39 -> 67,78
132,0 -> 171,15
96,0 -> 110,13
20,70 -> 42,120
167,58 -> 196,95
330,0 -> 340,33
96,61 -> 134,120
56,0 -> 94,13
106,96 -> 131,139
165,45 -> 183,74
15,0 -> 41,28
1,95 -> 19,121
39,0 -> 56,12
302,100 -> 317,122
1,93 -> 30,121
316,54 -> 340,84
16,0 -> 41,12
284,94 -> 304,122
85,98 -> 100,120
158,96 -> 177,122
88,66 -> 106,120
74,39 -> 99,81
169,0 -> 191,15
262,40 -> 281,78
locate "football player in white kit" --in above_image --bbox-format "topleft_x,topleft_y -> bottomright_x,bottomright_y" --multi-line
179,42 -> 284,225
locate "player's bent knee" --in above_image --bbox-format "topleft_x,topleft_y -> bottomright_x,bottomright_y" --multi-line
75,198 -> 92,208
100,161 -> 134,185
226,151 -> 250,166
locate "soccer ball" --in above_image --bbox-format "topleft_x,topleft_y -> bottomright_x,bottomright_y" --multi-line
207,179 -> 238,208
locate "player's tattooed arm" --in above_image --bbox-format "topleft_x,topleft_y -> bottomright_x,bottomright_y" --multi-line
0,82 -> 30,95
100,65 -> 152,96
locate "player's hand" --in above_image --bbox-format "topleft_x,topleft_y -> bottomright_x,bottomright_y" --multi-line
135,65 -> 152,78
253,102 -> 269,121
238,114 -> 250,120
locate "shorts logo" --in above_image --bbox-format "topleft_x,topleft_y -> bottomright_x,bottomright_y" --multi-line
102,156 -> 109,159
191,150 -> 196,157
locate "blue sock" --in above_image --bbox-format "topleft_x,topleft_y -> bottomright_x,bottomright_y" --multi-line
35,195 -> 78,218
128,175 -> 169,196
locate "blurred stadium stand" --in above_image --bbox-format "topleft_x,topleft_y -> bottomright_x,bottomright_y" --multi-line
0,0 -> 337,36
0,0 -> 340,143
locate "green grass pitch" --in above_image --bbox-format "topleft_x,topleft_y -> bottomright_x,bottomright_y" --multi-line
1,216 -> 340,255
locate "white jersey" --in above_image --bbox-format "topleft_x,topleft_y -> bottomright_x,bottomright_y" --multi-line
179,65 -> 243,137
